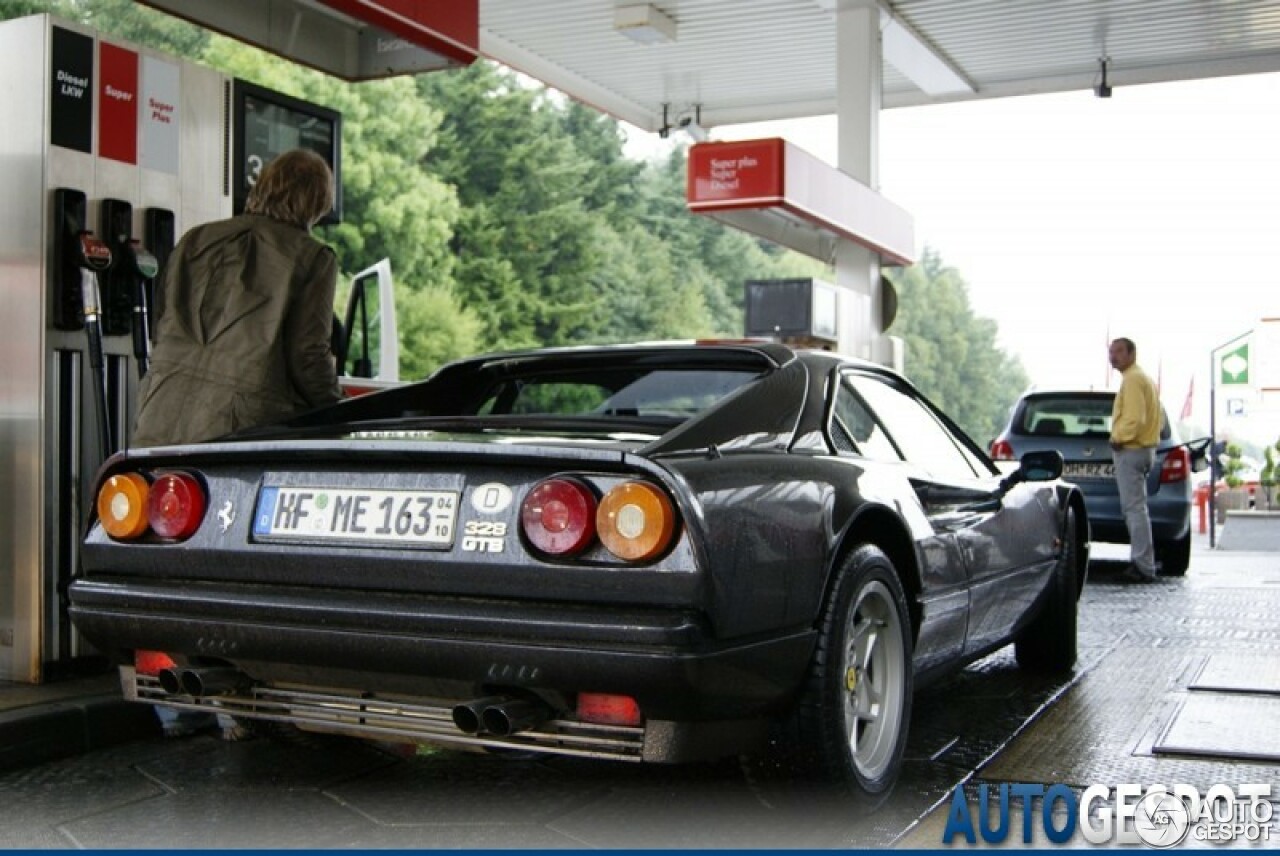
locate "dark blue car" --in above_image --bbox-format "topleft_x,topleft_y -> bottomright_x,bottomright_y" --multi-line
991,389 -> 1207,576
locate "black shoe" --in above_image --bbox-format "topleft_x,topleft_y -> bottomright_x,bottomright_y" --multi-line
1119,565 -> 1157,583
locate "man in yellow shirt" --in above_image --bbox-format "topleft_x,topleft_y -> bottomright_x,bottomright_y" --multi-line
1108,337 -> 1162,582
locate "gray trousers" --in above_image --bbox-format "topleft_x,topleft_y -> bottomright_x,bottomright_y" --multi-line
1114,446 -> 1157,574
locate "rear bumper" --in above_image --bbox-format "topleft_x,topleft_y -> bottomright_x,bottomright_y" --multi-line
1087,511 -> 1190,544
69,577 -> 814,723
118,668 -> 770,763
1077,488 -> 1191,545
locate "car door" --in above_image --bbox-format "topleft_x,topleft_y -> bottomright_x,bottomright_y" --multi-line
338,258 -> 401,397
829,372 -> 968,670
843,371 -> 1053,656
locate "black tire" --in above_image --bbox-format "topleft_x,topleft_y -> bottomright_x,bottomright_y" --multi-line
795,544 -> 912,802
1157,532 -> 1190,577
1015,506 -> 1079,673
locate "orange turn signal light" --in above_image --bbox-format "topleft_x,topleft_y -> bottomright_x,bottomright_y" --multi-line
97,472 -> 151,540
596,481 -> 677,562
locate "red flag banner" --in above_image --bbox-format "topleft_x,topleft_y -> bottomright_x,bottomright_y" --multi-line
1180,376 -> 1194,421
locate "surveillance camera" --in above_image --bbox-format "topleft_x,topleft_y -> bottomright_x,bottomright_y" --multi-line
677,117 -> 709,142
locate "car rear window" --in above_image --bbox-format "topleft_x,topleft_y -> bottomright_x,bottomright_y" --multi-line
1016,396 -> 1113,437
475,369 -> 760,420
1015,394 -> 1171,440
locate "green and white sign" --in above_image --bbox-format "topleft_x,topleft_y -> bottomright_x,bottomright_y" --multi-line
1220,342 -> 1249,385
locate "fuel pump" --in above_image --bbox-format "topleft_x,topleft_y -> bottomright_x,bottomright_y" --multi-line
1,15 -> 240,682
98,198 -> 134,337
77,232 -> 113,459
129,240 -> 158,378
52,188 -> 88,331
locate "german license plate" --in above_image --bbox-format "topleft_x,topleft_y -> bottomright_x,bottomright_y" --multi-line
1063,462 -> 1114,479
253,486 -> 458,547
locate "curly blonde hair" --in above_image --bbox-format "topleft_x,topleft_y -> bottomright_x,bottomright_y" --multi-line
244,149 -> 334,229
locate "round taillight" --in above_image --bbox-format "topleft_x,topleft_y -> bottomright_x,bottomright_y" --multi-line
521,477 -> 597,556
596,481 -> 677,562
146,472 -> 207,540
97,472 -> 151,540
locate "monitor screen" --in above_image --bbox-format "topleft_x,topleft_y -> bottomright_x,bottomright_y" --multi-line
232,78 -> 343,225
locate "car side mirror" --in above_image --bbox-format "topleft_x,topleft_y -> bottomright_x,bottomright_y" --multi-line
1019,449 -> 1064,482
998,449 -> 1064,495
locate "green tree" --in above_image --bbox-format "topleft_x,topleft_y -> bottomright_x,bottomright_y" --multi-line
1,0 -> 208,56
417,61 -> 611,349
396,286 -> 484,380
559,99 -> 644,220
886,247 -> 1029,444
592,221 -> 713,342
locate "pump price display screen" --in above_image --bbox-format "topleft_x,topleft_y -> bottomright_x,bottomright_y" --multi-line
232,79 -> 341,223
241,93 -> 335,191
253,486 -> 458,548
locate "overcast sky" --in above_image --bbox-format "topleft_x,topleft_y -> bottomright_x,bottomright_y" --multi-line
629,71 -> 1280,444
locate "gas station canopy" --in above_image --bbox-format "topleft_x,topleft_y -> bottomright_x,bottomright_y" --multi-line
479,0 -> 1280,130
140,0 -> 1280,132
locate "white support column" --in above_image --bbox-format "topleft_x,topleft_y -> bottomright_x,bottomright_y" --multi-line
835,2 -> 884,363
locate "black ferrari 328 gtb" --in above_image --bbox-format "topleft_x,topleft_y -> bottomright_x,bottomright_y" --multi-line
70,342 -> 1087,800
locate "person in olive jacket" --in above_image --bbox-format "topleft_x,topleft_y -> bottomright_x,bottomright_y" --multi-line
133,148 -> 342,447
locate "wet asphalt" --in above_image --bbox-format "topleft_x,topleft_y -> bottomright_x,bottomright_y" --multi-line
2,531 -> 1278,849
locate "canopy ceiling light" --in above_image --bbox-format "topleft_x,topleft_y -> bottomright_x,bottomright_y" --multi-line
614,4 -> 677,45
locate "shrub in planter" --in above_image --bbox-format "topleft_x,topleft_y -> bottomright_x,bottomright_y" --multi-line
1262,442 -> 1280,510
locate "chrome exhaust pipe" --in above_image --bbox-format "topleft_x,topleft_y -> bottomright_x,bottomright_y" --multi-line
179,667 -> 248,697
157,667 -> 184,695
452,696 -> 508,734
481,698 -> 551,736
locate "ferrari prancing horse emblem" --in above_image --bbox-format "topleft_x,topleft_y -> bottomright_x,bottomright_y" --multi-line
218,500 -> 235,532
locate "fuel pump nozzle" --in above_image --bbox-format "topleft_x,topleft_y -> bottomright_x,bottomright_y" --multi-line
78,232 -> 113,459
128,240 -> 158,378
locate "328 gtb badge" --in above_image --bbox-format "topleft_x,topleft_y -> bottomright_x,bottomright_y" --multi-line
461,520 -> 506,553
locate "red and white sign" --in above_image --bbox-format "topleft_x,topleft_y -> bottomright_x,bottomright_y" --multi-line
97,42 -> 138,164
140,55 -> 179,174
687,138 -> 785,207
687,138 -> 916,266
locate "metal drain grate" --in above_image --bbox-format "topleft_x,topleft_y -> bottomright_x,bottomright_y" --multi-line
1190,653 -> 1280,695
1154,694 -> 1280,762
